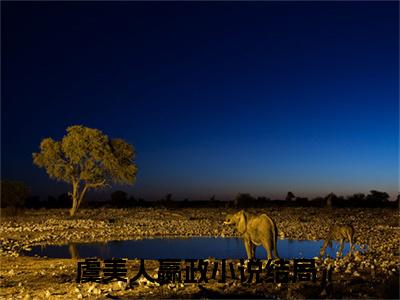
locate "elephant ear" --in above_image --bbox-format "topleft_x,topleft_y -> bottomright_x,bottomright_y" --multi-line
237,210 -> 247,234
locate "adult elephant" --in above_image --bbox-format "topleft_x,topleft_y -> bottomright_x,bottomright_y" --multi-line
224,210 -> 279,259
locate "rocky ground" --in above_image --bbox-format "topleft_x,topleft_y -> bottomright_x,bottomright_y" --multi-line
0,207 -> 399,299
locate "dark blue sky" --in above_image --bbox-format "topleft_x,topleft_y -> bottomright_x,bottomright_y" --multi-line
2,2 -> 398,200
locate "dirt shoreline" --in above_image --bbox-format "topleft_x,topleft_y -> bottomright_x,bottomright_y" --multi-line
1,207 -> 399,299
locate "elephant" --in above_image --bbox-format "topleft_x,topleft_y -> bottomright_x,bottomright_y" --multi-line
223,210 -> 279,260
319,224 -> 354,258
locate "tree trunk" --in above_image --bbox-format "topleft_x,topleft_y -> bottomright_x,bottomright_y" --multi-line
68,180 -> 105,217
69,181 -> 79,217
77,185 -> 88,210
69,182 -> 89,217
69,195 -> 79,217
326,195 -> 332,209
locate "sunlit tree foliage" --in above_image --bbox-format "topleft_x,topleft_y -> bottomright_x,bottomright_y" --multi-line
33,125 -> 137,216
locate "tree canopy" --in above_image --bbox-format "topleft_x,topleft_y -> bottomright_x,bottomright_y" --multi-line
33,125 -> 137,216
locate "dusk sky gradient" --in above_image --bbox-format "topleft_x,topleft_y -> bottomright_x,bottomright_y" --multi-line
2,2 -> 399,200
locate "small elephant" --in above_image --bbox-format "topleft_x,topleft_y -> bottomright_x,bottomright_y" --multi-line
224,210 -> 279,259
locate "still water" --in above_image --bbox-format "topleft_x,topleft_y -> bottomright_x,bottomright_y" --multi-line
26,238 -> 361,259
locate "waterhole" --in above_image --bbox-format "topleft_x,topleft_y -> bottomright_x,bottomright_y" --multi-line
26,237 -> 363,259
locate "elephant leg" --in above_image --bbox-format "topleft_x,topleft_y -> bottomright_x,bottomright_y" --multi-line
262,240 -> 273,260
338,239 -> 344,258
244,237 -> 252,260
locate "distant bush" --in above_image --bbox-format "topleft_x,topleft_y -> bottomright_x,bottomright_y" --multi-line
1,181 -> 29,213
234,193 -> 255,208
233,193 -> 273,208
25,195 -> 42,209
110,190 -> 128,207
14,189 -> 398,210
365,190 -> 389,206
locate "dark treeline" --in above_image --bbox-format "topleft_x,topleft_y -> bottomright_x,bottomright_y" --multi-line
3,181 -> 399,210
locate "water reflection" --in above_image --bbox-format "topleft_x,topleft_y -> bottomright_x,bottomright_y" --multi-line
28,237 -> 363,259
68,244 -> 78,259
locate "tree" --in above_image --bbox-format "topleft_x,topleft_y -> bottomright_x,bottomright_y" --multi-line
33,125 -> 137,216
163,193 -> 173,202
369,190 -> 389,202
285,192 -> 295,202
365,190 -> 390,207
325,193 -> 336,209
1,180 -> 29,209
